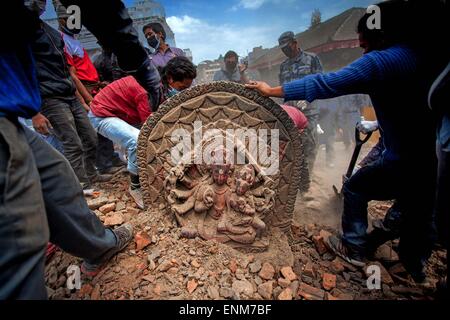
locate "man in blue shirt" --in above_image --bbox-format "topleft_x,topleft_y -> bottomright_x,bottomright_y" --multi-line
247,0 -> 449,281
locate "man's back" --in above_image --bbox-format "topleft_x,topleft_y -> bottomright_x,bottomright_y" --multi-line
90,76 -> 150,124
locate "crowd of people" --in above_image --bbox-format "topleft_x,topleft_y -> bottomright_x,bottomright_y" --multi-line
0,0 -> 448,299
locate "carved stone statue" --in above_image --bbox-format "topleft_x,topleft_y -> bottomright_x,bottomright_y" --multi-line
137,82 -> 306,251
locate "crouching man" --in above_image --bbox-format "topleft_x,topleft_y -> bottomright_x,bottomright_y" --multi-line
88,57 -> 197,209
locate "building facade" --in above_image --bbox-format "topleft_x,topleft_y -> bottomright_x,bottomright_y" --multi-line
45,0 -> 179,58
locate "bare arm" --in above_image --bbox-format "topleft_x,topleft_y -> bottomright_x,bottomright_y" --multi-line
69,66 -> 93,105
245,81 -> 284,98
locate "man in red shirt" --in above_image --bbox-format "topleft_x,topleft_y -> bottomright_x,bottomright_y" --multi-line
89,57 -> 197,208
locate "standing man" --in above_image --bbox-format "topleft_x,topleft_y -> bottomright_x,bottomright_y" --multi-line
318,98 -> 339,168
338,95 -> 366,150
30,19 -> 112,190
55,4 -> 122,176
143,22 -> 185,70
213,50 -> 249,84
278,31 -> 323,191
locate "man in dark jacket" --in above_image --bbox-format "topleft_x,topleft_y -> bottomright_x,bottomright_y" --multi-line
30,20 -> 112,189
0,0 -> 161,299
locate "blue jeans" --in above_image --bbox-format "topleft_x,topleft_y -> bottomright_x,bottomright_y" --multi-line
0,117 -> 117,299
88,112 -> 139,175
19,118 -> 64,154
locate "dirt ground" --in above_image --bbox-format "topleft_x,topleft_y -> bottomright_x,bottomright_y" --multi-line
44,142 -> 447,300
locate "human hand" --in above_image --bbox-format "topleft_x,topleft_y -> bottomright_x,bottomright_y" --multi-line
32,113 -> 53,135
245,81 -> 281,97
239,62 -> 248,74
357,121 -> 379,134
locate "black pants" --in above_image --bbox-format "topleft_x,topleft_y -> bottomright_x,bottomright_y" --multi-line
343,157 -> 436,273
41,97 -> 98,184
436,140 -> 449,246
0,118 -> 116,299
96,133 -> 115,171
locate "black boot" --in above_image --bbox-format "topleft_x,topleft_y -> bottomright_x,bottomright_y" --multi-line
366,202 -> 403,257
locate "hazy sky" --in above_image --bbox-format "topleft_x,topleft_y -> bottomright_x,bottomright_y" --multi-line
42,0 -> 377,63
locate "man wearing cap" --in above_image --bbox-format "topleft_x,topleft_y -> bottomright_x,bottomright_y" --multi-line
278,31 -> 323,192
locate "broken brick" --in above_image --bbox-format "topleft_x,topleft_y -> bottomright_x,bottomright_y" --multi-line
322,273 -> 337,291
229,259 -> 238,274
313,235 -> 328,255
187,279 -> 198,294
257,281 -> 274,300
99,203 -> 116,214
303,262 -> 316,278
280,266 -> 297,281
258,262 -> 275,280
135,231 -> 151,251
103,213 -> 124,226
330,258 -> 345,274
298,283 -> 325,300
277,287 -> 293,300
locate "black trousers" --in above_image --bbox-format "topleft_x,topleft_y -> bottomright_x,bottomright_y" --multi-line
41,97 -> 98,184
343,156 -> 437,273
0,118 -> 116,299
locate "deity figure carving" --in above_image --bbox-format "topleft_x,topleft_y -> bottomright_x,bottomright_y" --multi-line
164,145 -> 275,250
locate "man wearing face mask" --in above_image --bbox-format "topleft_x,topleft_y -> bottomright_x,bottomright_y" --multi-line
278,31 -> 323,192
88,57 -> 197,209
213,50 -> 249,84
143,22 -> 185,70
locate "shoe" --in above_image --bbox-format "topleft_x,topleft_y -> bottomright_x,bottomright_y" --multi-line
81,223 -> 133,277
325,235 -> 366,267
90,173 -> 113,183
129,187 -> 145,210
98,166 -> 123,175
402,259 -> 427,284
112,156 -> 125,167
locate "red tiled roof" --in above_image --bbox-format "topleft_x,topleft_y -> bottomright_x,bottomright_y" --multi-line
250,7 -> 366,70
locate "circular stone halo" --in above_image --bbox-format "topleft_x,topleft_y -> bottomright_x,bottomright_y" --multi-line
137,81 -> 306,235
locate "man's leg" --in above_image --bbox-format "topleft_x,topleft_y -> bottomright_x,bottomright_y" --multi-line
88,113 -> 143,208
23,125 -> 122,265
0,118 -> 49,300
435,140 -> 449,246
366,200 -> 403,256
303,116 -> 319,186
41,98 -> 90,185
398,159 -> 437,281
96,133 -> 114,172
68,100 -> 102,182
326,159 -> 401,265
88,114 -> 140,177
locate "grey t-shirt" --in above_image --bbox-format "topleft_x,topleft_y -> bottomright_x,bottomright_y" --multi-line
213,68 -> 242,83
